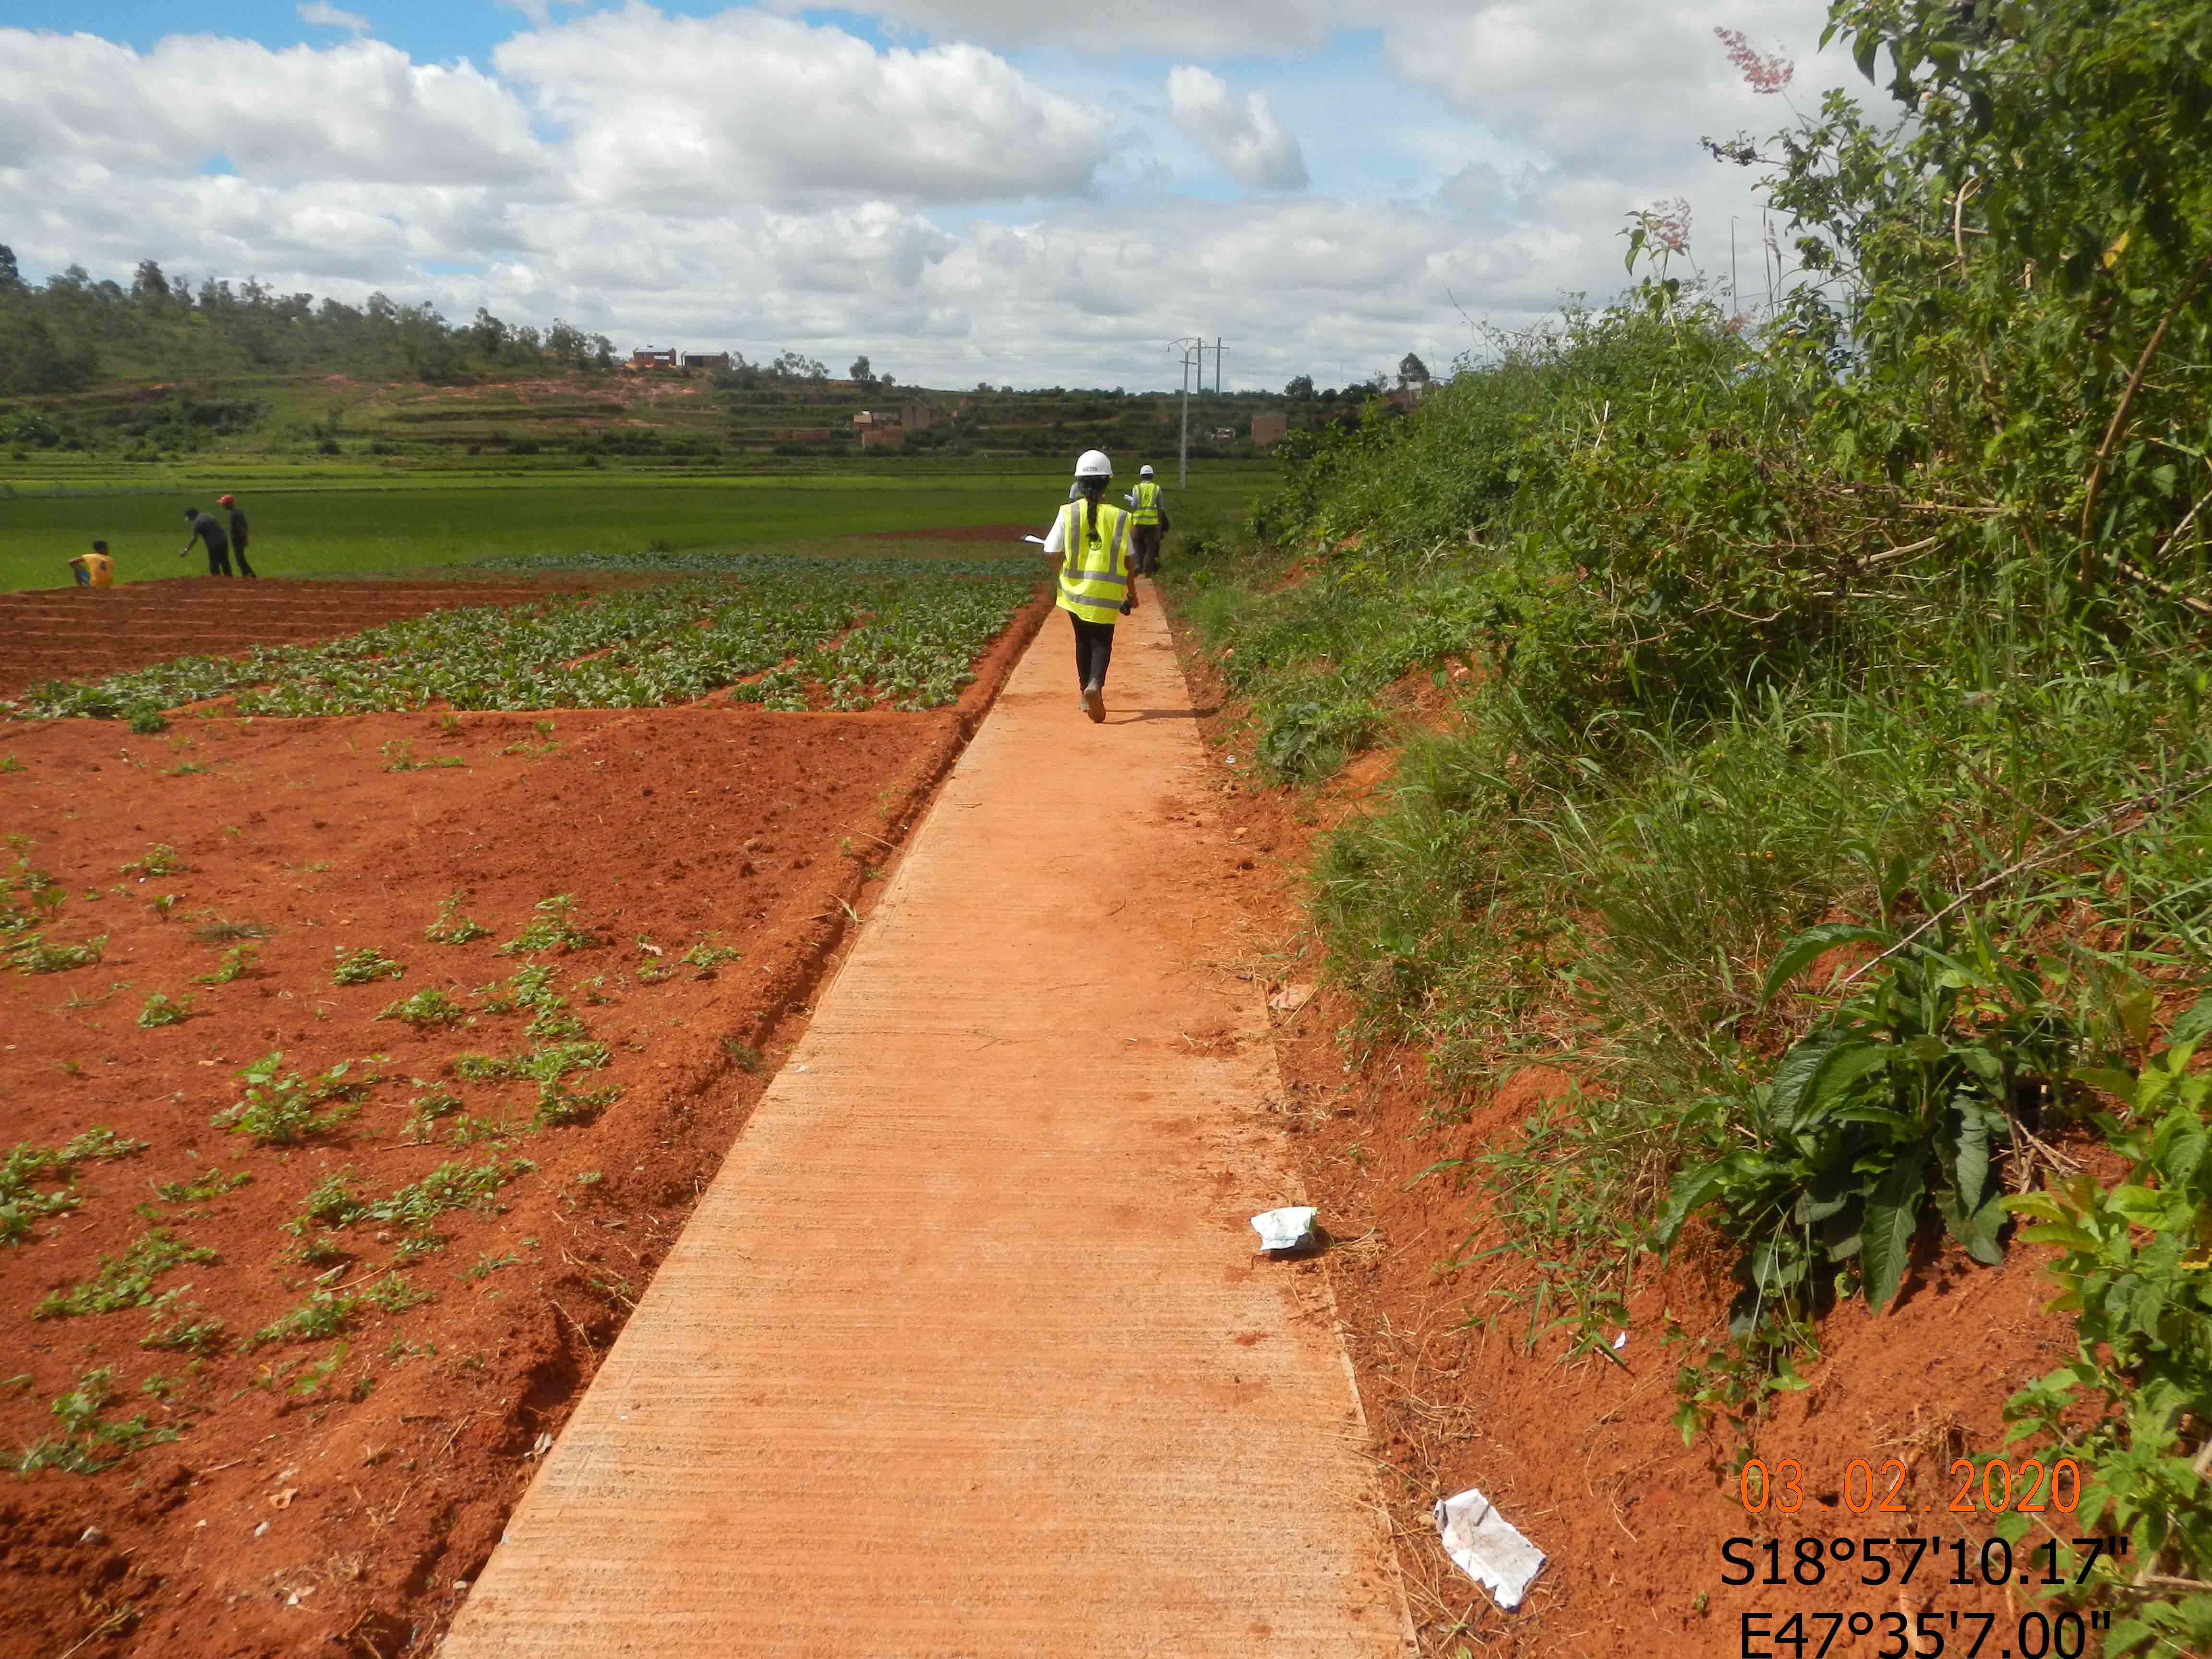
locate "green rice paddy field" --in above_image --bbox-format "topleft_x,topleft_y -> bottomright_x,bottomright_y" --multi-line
0,464 -> 1272,591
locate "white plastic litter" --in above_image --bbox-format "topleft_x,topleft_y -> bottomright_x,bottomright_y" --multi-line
1611,1330 -> 1629,1351
1435,1486 -> 1545,1610
1250,1206 -> 1317,1252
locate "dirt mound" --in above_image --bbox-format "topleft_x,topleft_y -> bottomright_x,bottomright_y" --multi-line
0,580 -> 587,699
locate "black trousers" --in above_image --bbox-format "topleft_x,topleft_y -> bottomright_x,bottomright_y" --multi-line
232,542 -> 257,578
1071,615 -> 1115,689
1130,524 -> 1162,576
204,543 -> 232,577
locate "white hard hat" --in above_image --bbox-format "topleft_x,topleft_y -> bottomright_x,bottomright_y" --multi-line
1139,464 -> 1154,477
1074,449 -> 1112,479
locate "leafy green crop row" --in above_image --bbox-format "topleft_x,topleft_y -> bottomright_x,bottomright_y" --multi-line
6,556 -> 1034,720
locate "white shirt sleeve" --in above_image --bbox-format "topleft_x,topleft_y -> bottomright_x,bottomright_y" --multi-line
1041,505 -> 1067,555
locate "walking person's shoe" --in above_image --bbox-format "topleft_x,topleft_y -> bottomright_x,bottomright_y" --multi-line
1082,681 -> 1105,723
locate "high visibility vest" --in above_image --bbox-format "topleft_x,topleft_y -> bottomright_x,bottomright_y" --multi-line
1055,501 -> 1132,624
1130,480 -> 1162,526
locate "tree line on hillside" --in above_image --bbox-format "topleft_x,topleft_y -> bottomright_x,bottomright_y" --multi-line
0,246 -> 898,401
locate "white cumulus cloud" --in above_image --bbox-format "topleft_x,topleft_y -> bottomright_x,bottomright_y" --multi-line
297,2 -> 373,36
1165,66 -> 1307,192
493,8 -> 1113,207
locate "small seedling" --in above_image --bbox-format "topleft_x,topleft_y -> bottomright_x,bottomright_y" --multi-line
208,1052 -> 366,1145
400,1090 -> 466,1142
681,942 -> 743,978
136,991 -> 195,1029
126,708 -> 169,736
146,893 -> 179,919
152,1168 -> 252,1204
15,1367 -> 178,1474
0,1129 -> 146,1246
32,1229 -> 217,1320
459,1251 -> 520,1281
192,942 -> 261,985
190,913 -> 270,945
500,895 -> 603,957
332,946 -> 405,986
719,1037 -> 763,1073
424,894 -> 491,946
0,755 -> 21,774
120,845 -> 186,880
8,933 -> 107,975
377,987 -> 467,1027
380,740 -> 465,773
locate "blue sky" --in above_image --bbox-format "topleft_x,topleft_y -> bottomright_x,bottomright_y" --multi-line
0,0 -> 1861,389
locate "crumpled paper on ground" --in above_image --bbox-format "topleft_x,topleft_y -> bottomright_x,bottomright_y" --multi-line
1434,1485 -> 1545,1610
1249,1206 -> 1317,1252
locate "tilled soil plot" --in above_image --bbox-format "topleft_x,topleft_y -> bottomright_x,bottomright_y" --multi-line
0,580 -> 590,700
0,603 -> 1043,1658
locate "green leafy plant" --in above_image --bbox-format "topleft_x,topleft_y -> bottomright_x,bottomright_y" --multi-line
8,932 -> 106,974
534,1077 -> 620,1127
119,845 -> 185,880
380,739 -> 465,772
500,894 -> 603,958
286,1157 -> 530,1239
424,894 -> 492,945
332,945 -> 405,986
1993,1002 -> 2212,1657
681,941 -> 742,978
135,990 -> 195,1028
15,1368 -> 178,1475
152,1168 -> 251,1204
1,1130 -> 145,1245
32,1229 -> 217,1320
377,986 -> 467,1027
208,1052 -> 365,1145
192,942 -> 260,985
1656,919 -> 2086,1333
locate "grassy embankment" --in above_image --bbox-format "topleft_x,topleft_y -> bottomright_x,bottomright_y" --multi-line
1164,1 -> 2212,1650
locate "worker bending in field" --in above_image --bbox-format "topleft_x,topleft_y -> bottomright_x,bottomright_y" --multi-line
180,506 -> 234,576
1124,464 -> 1167,577
217,494 -> 258,577
1041,449 -> 1136,724
68,541 -> 114,588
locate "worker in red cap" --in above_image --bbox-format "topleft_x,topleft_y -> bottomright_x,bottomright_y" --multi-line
217,494 -> 258,578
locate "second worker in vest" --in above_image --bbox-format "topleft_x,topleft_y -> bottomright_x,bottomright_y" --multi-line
1042,448 -> 1136,724
1125,464 -> 1166,577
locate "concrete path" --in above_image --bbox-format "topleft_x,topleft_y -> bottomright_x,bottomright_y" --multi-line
440,587 -> 1411,1658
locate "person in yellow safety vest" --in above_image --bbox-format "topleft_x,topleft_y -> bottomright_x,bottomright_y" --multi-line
1124,464 -> 1166,577
1042,448 -> 1136,724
